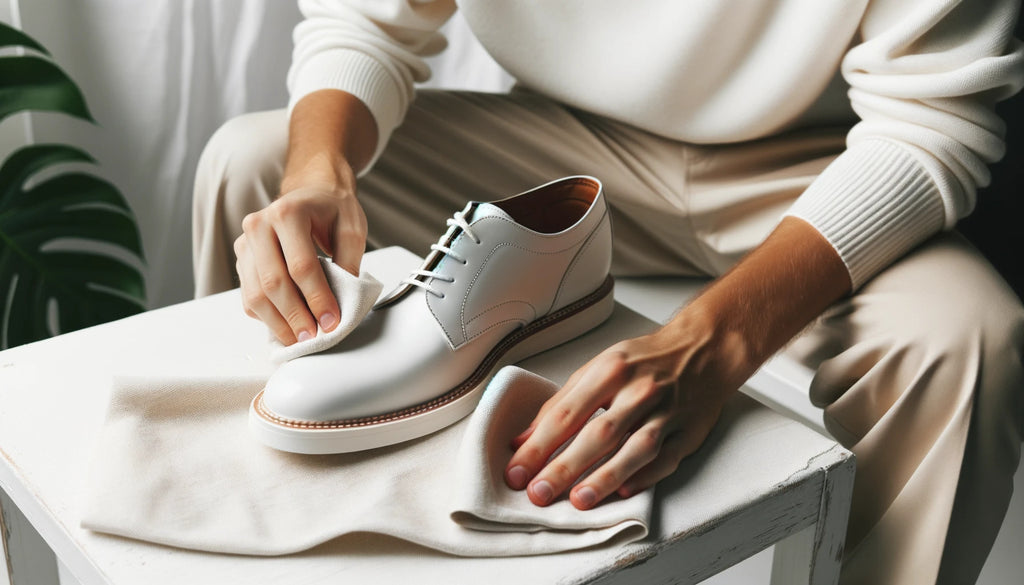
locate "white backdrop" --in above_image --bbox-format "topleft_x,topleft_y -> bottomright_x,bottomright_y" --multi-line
8,0 -> 510,308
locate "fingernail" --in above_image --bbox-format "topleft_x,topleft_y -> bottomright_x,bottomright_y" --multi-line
319,312 -> 337,331
297,330 -> 313,342
575,486 -> 597,508
531,480 -> 554,505
506,465 -> 529,489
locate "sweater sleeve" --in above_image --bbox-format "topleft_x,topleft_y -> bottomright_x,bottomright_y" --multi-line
287,0 -> 457,172
785,0 -> 1024,288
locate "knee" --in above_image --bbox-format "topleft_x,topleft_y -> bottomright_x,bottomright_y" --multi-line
193,109 -> 287,213
879,280 -> 1023,404
915,275 -> 1024,406
810,267 -> 1024,444
972,296 -> 1024,446
861,234 -> 1024,396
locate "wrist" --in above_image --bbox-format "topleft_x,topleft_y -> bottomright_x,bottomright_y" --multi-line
280,152 -> 357,198
658,217 -> 851,387
659,301 -> 759,390
283,89 -> 378,195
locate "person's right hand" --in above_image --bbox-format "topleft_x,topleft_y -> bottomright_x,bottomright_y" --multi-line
233,181 -> 367,345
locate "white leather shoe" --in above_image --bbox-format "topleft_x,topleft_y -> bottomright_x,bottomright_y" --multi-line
249,176 -> 614,454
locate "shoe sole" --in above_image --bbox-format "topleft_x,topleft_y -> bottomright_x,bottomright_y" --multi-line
248,275 -> 615,454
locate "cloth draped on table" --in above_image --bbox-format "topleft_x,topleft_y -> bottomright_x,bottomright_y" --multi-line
82,367 -> 651,556
81,262 -> 651,556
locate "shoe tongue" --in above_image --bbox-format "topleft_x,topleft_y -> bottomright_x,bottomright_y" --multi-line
465,201 -> 512,223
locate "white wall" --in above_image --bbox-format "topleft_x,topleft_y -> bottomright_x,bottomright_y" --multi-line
17,0 -> 303,308
11,0 -> 510,310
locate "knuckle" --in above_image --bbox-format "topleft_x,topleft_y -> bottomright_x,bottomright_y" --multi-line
602,348 -> 629,370
270,198 -> 297,219
514,443 -> 546,467
594,467 -> 624,488
599,349 -> 633,380
589,416 -> 621,444
547,461 -> 575,484
241,212 -> 261,232
635,426 -> 664,452
632,377 -> 662,406
288,256 -> 321,282
283,305 -> 311,328
242,295 -> 266,317
233,235 -> 247,256
551,406 -> 574,427
302,290 -> 330,312
242,289 -> 266,310
259,271 -> 286,293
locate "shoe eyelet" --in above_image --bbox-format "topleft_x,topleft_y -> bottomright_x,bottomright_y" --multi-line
440,293 -> 446,299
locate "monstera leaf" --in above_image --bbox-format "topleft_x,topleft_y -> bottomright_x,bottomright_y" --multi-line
0,23 -> 92,124
0,22 -> 145,349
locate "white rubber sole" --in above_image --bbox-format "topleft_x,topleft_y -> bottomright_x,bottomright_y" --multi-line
248,276 -> 615,454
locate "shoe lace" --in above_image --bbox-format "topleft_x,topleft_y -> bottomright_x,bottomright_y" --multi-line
401,209 -> 480,299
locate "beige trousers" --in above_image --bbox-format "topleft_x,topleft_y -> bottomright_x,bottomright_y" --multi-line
192,90 -> 1024,585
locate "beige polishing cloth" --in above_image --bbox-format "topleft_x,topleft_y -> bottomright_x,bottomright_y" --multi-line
269,257 -> 383,363
81,366 -> 651,556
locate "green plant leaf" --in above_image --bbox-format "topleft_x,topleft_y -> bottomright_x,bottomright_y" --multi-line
0,55 -> 94,123
0,145 -> 146,349
0,19 -> 91,123
0,21 -> 48,55
0,145 -> 98,212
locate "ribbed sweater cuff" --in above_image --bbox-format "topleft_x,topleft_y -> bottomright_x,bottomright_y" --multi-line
288,49 -> 405,175
785,139 -> 947,289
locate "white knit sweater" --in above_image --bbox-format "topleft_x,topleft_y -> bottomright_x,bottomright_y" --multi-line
287,0 -> 1024,288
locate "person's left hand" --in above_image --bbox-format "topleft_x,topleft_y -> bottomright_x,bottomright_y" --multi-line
503,318 -> 752,509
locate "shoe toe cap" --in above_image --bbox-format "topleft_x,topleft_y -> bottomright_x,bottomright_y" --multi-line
261,355 -> 373,422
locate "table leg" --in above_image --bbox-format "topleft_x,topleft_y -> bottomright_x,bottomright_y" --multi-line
0,491 -> 59,585
1,492 -> 9,585
770,453 -> 855,585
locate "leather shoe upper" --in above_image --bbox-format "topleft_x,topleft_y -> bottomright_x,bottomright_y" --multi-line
262,176 -> 612,422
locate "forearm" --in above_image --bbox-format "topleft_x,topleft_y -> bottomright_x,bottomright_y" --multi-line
281,89 -> 378,194
666,216 -> 852,387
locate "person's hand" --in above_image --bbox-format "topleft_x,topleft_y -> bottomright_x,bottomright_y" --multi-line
503,317 -> 754,510
503,216 -> 850,510
233,181 -> 367,345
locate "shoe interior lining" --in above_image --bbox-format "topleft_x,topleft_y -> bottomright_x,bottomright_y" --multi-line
494,177 -> 599,234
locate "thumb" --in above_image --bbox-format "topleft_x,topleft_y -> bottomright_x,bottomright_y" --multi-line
323,196 -> 367,276
331,224 -> 365,277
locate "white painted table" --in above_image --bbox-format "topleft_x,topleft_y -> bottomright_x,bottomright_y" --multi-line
0,248 -> 853,585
